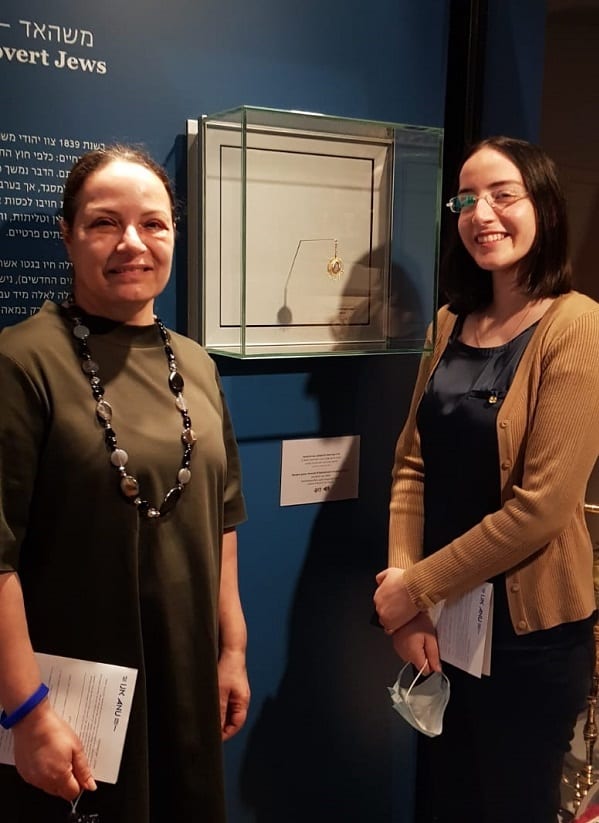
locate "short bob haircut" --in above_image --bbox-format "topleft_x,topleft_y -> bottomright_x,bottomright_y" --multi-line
441,136 -> 572,315
61,144 -> 177,229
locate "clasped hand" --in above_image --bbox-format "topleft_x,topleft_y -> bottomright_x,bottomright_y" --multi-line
374,568 -> 441,674
374,567 -> 419,635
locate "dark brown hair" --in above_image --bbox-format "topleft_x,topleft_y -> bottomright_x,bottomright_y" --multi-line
61,144 -> 176,228
441,136 -> 572,315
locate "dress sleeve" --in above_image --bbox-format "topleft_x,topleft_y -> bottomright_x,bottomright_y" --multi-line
0,353 -> 47,572
213,366 -> 247,530
402,309 -> 599,608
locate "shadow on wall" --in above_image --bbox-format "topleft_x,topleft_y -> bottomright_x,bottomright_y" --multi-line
239,350 -> 421,822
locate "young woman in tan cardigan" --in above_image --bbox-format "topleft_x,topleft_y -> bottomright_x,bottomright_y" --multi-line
374,136 -> 599,822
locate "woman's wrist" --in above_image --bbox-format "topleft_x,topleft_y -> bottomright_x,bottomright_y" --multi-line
219,643 -> 247,659
0,683 -> 49,729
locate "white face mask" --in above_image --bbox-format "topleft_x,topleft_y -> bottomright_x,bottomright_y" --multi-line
388,661 -> 450,738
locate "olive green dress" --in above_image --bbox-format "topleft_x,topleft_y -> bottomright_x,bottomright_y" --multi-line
0,301 -> 246,822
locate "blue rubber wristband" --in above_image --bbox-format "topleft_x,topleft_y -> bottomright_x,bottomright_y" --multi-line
0,683 -> 50,729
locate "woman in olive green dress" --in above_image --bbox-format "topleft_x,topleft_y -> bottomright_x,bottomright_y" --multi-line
0,145 -> 250,822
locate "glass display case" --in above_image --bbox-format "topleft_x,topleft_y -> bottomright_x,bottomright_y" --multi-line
186,106 -> 443,358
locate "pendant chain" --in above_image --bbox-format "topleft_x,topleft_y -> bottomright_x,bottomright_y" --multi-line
474,302 -> 534,348
61,298 -> 196,520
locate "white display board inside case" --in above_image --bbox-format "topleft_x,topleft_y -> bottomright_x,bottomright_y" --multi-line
187,106 -> 443,358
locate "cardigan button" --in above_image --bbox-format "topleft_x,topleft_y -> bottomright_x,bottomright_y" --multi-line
510,582 -> 521,593
501,460 -> 512,470
499,421 -> 508,429
517,620 -> 527,631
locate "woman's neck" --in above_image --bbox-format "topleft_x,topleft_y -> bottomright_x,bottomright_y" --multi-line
71,291 -> 155,326
461,291 -> 555,348
488,272 -> 530,321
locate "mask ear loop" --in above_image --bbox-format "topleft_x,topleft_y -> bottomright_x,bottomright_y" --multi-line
404,660 -> 430,701
70,790 -> 84,814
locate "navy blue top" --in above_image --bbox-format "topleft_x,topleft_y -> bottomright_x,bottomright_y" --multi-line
416,316 -> 592,649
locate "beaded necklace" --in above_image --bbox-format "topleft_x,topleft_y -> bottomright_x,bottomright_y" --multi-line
61,297 -> 195,520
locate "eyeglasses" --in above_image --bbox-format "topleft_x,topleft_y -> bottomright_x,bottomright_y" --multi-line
446,188 -> 529,214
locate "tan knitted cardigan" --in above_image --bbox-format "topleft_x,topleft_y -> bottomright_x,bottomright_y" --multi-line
389,291 -> 599,634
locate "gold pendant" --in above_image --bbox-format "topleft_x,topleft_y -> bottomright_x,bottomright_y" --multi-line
327,256 -> 344,279
326,240 -> 344,280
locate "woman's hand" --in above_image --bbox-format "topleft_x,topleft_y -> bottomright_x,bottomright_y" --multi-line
217,530 -> 250,741
217,648 -> 250,741
12,702 -> 96,800
374,567 -> 419,634
391,612 -> 441,675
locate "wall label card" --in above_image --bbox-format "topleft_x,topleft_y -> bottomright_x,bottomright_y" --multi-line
280,435 -> 360,506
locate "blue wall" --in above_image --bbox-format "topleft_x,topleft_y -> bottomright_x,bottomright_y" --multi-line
0,0 -> 549,820
482,0 -> 547,141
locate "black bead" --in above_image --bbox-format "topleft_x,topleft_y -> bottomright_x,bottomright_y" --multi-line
104,429 -> 117,448
82,360 -> 99,376
159,485 -> 183,516
168,371 -> 184,393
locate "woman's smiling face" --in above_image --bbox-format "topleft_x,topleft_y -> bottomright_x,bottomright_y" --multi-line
457,147 -> 537,282
62,159 -> 175,324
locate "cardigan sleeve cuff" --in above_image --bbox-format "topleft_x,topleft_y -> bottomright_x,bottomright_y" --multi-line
403,566 -> 439,611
